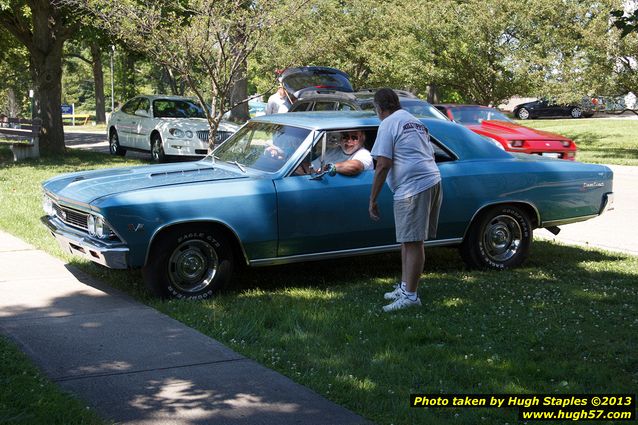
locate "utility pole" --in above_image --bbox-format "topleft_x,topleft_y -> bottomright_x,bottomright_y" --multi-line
110,45 -> 116,112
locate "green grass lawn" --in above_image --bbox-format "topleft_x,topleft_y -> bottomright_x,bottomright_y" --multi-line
1,147 -> 637,424
0,336 -> 107,425
514,118 -> 638,166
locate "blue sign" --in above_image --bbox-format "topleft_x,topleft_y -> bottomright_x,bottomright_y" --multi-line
61,104 -> 74,115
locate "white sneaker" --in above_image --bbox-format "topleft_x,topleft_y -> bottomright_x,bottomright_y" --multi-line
384,283 -> 403,300
382,293 -> 422,312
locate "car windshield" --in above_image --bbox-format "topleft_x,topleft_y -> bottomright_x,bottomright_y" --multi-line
450,107 -> 512,124
153,99 -> 206,118
400,100 -> 449,120
211,122 -> 311,173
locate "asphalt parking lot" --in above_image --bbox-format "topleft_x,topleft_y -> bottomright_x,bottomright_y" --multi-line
64,131 -> 637,256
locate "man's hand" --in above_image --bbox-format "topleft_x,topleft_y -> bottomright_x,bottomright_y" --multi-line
369,199 -> 380,221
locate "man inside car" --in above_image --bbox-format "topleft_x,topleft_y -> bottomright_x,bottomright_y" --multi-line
315,130 -> 373,176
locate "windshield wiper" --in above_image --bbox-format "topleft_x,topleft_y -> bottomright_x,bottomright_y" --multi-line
228,160 -> 246,173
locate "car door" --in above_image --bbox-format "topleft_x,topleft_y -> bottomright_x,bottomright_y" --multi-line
275,170 -> 396,257
274,131 -> 395,257
115,98 -> 141,147
131,97 -> 152,149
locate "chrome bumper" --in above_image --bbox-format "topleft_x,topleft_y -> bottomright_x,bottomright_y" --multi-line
600,192 -> 614,214
41,215 -> 129,269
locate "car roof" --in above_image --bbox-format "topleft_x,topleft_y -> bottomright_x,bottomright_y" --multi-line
251,111 -> 511,160
253,111 -> 379,130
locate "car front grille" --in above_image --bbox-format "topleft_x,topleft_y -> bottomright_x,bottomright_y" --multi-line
196,130 -> 233,144
196,130 -> 209,142
53,203 -> 88,230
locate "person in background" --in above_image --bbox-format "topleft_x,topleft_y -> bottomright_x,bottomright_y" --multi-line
265,83 -> 293,115
369,88 -> 443,312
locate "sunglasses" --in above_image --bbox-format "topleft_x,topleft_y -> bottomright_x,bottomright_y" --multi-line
341,134 -> 359,141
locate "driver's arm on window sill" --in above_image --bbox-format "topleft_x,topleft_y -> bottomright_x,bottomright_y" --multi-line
329,159 -> 364,176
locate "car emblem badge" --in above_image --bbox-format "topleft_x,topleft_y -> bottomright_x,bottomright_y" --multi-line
60,210 -> 67,220
545,143 -> 550,146
128,223 -> 144,232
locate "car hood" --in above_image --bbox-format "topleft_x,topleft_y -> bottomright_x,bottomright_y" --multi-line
43,161 -> 247,205
466,120 -> 571,141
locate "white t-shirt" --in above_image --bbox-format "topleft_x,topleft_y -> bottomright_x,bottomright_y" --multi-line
265,93 -> 291,115
371,109 -> 441,200
313,147 -> 373,171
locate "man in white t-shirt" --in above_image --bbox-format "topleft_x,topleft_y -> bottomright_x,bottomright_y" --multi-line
369,88 -> 442,312
319,130 -> 373,176
265,84 -> 292,115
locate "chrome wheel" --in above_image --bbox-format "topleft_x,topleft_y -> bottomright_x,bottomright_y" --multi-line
151,135 -> 165,162
482,215 -> 522,263
517,108 -> 530,120
570,107 -> 582,118
109,131 -> 125,156
168,239 -> 219,294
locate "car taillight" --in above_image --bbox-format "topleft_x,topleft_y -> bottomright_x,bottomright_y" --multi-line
565,151 -> 576,159
509,140 -> 524,148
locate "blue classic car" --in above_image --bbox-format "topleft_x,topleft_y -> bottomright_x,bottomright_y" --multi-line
41,112 -> 614,300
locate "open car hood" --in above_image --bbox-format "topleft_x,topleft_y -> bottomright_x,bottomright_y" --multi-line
280,66 -> 353,98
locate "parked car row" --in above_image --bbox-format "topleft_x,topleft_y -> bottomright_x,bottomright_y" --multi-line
111,67 -> 588,163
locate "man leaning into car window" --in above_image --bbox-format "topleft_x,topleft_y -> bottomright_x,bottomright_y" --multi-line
312,130 -> 373,176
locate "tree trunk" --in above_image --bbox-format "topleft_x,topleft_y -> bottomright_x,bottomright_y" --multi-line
121,52 -> 137,101
30,2 -> 66,154
229,61 -> 250,123
90,43 -> 106,124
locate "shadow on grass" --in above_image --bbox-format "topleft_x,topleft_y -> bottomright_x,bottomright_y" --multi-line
151,241 -> 636,424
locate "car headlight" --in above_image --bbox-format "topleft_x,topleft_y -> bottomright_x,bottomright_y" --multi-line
87,214 -> 96,236
185,130 -> 193,138
561,140 -> 572,148
509,140 -> 524,148
87,214 -> 111,239
169,128 -> 185,138
95,216 -> 107,238
43,195 -> 55,216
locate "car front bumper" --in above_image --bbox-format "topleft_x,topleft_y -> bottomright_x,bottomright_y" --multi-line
41,215 -> 129,269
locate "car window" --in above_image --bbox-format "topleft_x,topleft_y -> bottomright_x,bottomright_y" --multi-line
290,102 -> 311,112
449,107 -> 511,124
337,102 -> 355,111
213,122 -> 311,173
400,100 -> 448,120
153,99 -> 206,118
430,138 -> 455,163
137,98 -> 150,113
313,102 -> 337,111
121,98 -> 141,115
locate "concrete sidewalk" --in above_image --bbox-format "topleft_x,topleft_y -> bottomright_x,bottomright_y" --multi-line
0,231 -> 368,425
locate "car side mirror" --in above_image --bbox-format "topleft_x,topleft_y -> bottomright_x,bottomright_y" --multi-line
134,109 -> 150,118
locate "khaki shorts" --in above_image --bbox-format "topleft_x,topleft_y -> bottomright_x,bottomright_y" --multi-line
393,182 -> 442,243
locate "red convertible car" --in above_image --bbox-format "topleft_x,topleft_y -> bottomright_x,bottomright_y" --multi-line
435,104 -> 577,160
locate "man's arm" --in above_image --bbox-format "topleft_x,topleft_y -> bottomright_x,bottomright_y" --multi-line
334,159 -> 364,176
369,156 -> 392,221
